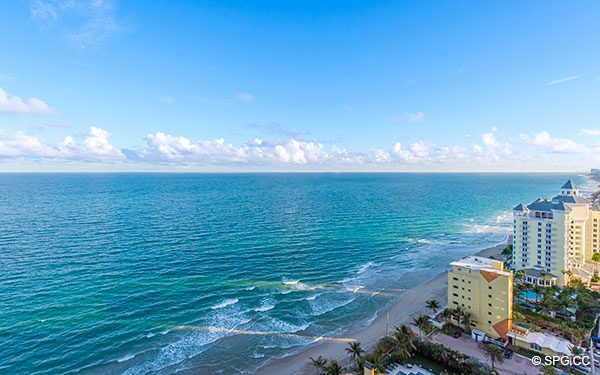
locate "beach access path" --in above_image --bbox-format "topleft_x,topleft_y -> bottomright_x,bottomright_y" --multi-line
256,241 -> 508,375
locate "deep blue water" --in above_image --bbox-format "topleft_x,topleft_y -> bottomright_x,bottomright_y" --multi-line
0,173 -> 590,374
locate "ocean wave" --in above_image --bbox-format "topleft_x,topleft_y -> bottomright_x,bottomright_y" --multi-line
309,295 -> 356,316
117,353 -> 136,363
494,211 -> 513,223
344,285 -> 364,293
210,298 -> 239,310
254,304 -> 275,312
282,279 -> 318,291
304,293 -> 320,301
265,319 -> 310,334
356,261 -> 374,274
122,332 -> 220,374
123,311 -> 251,375
463,224 -> 511,234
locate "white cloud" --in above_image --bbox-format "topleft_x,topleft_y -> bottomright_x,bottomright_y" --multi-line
520,131 -> 584,153
0,126 -> 123,160
548,75 -> 581,85
236,93 -> 254,102
0,130 -> 56,157
390,112 -> 425,123
0,127 -> 590,170
139,133 -> 328,165
30,0 -> 120,49
580,128 -> 600,137
481,130 -> 511,154
0,88 -> 53,115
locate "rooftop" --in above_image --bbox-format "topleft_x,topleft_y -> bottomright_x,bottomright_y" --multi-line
526,198 -> 571,213
507,329 -> 573,356
450,256 -> 511,276
561,179 -> 578,190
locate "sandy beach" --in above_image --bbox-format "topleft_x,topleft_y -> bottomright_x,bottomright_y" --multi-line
256,240 -> 509,375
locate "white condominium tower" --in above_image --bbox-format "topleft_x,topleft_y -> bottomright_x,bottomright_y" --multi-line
512,180 -> 599,286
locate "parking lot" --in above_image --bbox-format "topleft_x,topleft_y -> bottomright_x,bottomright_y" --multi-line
432,332 -> 541,375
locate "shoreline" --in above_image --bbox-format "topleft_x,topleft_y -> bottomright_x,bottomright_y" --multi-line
255,238 -> 509,375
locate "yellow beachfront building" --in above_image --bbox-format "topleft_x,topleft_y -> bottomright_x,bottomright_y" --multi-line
447,256 -> 513,340
512,180 -> 600,286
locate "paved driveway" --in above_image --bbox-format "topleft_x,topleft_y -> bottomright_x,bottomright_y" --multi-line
432,332 -> 541,375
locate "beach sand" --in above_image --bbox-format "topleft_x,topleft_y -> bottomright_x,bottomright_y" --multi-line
256,240 -> 508,375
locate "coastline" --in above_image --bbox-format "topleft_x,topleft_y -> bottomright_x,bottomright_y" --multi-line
255,239 -> 509,375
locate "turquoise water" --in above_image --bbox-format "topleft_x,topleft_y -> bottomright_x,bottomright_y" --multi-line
0,173 -> 589,374
520,291 -> 542,300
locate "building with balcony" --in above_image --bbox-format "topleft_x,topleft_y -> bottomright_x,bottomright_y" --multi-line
447,256 -> 513,340
512,180 -> 600,286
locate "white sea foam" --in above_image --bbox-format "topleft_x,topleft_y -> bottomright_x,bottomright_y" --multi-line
254,304 -> 275,312
118,353 -> 135,363
282,279 -> 317,291
123,309 -> 251,375
305,293 -> 320,301
210,298 -> 239,310
265,319 -> 309,333
146,332 -> 155,338
464,224 -> 511,234
494,211 -> 513,223
309,295 -> 356,316
356,261 -> 373,274
345,285 -> 364,293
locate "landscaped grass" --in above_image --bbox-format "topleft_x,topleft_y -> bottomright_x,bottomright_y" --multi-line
515,347 -> 540,359
408,354 -> 446,374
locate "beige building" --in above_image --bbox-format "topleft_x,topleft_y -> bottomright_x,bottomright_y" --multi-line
512,180 -> 600,286
507,325 -> 573,357
447,256 -> 513,340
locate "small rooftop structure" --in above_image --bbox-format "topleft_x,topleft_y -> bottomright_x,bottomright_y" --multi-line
518,268 -> 558,287
561,179 -> 578,190
450,255 -> 511,276
508,328 -> 573,356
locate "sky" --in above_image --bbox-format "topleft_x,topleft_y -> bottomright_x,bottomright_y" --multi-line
1,0 -> 599,172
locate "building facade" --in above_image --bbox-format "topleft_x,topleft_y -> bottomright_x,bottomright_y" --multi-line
512,180 -> 600,286
447,256 -> 513,340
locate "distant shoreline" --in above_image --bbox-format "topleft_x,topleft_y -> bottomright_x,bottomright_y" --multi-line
256,237 -> 509,375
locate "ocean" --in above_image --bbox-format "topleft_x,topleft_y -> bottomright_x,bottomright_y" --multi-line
0,173 -> 591,374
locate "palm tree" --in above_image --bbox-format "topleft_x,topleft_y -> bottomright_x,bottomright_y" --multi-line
412,314 -> 431,340
571,345 -> 584,357
442,308 -> 453,326
502,245 -> 513,260
592,252 -> 600,275
346,341 -> 363,368
309,356 -> 327,372
425,299 -> 440,315
480,344 -> 505,369
325,360 -> 344,375
453,305 -> 464,326
461,311 -> 475,333
393,325 -> 416,361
